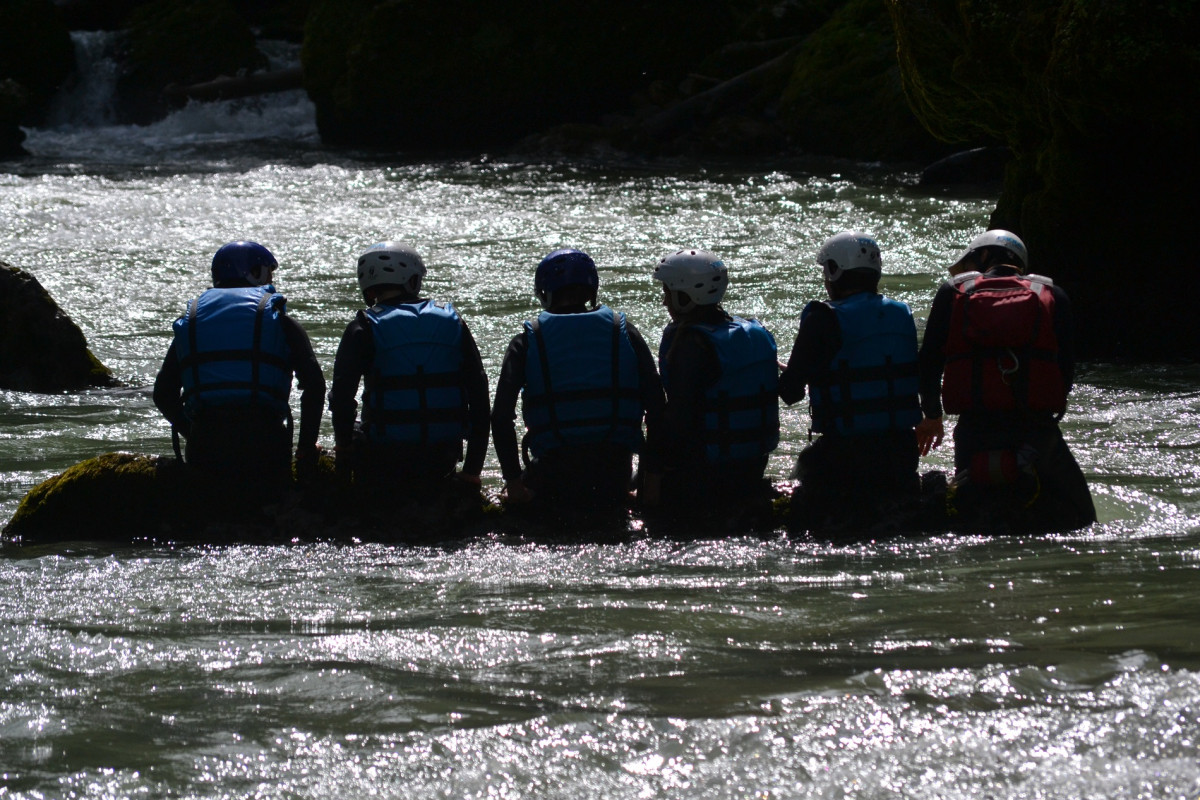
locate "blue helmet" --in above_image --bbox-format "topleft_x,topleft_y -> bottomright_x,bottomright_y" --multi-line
534,249 -> 599,308
211,241 -> 278,286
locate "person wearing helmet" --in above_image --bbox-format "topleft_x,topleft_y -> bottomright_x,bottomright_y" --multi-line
153,241 -> 325,496
327,242 -> 490,503
917,229 -> 1095,530
777,232 -> 925,531
644,248 -> 780,516
490,248 -> 665,515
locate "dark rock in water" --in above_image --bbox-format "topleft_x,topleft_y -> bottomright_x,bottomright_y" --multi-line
889,1 -> 1200,359
919,147 -> 1010,187
0,0 -> 74,126
0,262 -> 117,393
2,451 -> 502,546
0,79 -> 27,158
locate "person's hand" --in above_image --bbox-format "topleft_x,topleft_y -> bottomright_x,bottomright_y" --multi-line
455,471 -> 482,486
504,478 -> 534,504
916,416 -> 945,457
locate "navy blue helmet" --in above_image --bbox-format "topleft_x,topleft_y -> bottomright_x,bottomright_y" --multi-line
211,241 -> 278,286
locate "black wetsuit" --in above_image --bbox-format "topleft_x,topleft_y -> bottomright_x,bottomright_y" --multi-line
490,304 -> 665,510
327,298 -> 491,491
918,266 -> 1096,530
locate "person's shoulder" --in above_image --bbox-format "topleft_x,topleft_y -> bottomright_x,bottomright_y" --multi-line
800,299 -> 834,322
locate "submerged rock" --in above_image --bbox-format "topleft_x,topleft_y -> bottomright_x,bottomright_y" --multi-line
4,450 -> 1089,547
0,263 -> 116,393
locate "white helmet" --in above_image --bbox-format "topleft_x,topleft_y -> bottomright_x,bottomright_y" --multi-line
357,242 -> 426,294
951,229 -> 1028,273
817,232 -> 881,281
653,249 -> 728,312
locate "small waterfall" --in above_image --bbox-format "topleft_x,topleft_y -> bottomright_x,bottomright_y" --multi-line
44,31 -> 121,129
23,34 -> 317,164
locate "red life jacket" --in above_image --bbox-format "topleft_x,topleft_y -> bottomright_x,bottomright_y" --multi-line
941,271 -> 1067,414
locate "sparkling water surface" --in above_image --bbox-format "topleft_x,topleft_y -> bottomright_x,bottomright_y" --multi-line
1,72 -> 1198,799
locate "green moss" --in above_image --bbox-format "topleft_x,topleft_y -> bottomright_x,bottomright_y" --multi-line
779,0 -> 946,160
4,453 -> 172,543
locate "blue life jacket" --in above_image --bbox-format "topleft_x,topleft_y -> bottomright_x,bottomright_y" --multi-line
522,306 -> 644,458
361,300 -> 468,445
173,286 -> 292,420
808,293 -> 921,436
660,317 -> 780,465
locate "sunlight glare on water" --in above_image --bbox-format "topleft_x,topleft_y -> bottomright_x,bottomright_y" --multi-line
3,84 -> 1200,798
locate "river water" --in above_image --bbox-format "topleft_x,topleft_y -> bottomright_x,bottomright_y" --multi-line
1,40 -> 1198,799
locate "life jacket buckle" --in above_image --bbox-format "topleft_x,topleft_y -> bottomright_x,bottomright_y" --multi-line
998,348 -> 1020,384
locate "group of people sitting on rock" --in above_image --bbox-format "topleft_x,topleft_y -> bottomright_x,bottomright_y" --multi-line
152,230 -> 1096,533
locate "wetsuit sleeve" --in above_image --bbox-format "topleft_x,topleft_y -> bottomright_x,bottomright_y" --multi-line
778,301 -> 838,406
1051,285 -> 1075,393
658,324 -> 718,469
152,341 -> 190,438
624,320 -> 666,473
458,319 -> 492,477
282,315 -> 326,452
917,282 -> 955,419
328,312 -> 371,448
490,332 -> 528,483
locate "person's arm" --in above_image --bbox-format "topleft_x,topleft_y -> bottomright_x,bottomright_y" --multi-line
917,283 -> 955,420
282,315 -> 326,455
778,301 -> 837,406
657,323 -> 716,470
152,341 -> 190,438
328,312 -> 371,449
624,320 -> 667,474
458,318 -> 491,478
490,332 -> 527,485
915,282 -> 954,454
1051,284 -> 1075,393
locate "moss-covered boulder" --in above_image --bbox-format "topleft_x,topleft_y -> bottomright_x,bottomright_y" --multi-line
3,453 -> 178,543
0,0 -> 75,113
888,0 -> 1200,359
0,263 -> 116,392
778,0 -> 953,161
1,450 -> 505,545
0,79 -> 27,158
115,0 -> 268,124
302,0 -> 737,150
0,0 -> 75,136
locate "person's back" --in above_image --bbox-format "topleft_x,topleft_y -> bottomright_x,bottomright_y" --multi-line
649,249 -> 779,516
154,240 -> 324,499
916,229 -> 1095,531
491,249 -> 664,518
329,242 -> 490,506
778,232 -> 924,530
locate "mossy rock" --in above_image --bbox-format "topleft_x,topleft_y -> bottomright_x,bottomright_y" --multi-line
1,79 -> 27,158
115,0 -> 267,124
0,0 -> 75,125
0,263 -> 116,392
302,0 -> 736,150
3,453 -> 179,543
889,0 -> 1200,359
778,0 -> 951,161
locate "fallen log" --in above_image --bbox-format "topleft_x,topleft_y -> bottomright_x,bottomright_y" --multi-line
163,67 -> 304,104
